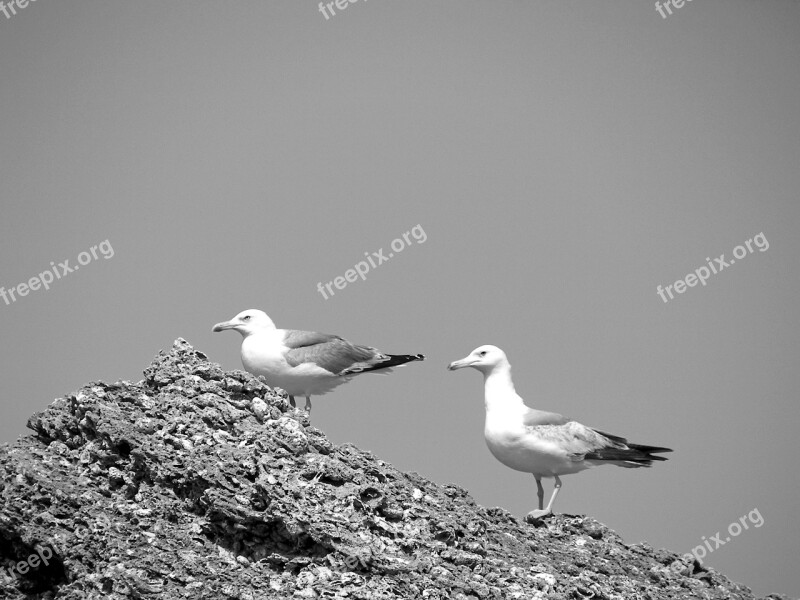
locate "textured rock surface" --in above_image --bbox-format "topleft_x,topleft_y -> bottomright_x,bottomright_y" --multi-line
0,339 -> 792,599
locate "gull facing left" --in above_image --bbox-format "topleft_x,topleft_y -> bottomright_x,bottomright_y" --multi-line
448,345 -> 671,520
212,309 -> 424,415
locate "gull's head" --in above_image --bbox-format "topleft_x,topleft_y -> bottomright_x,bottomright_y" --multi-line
212,309 -> 276,337
447,345 -> 509,374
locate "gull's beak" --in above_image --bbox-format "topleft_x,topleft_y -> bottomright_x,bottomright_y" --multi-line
212,319 -> 237,332
447,357 -> 474,371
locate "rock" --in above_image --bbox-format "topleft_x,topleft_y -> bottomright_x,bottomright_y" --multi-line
0,339 -> 790,600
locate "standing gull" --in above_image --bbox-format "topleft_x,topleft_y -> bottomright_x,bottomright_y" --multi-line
213,309 -> 424,415
448,345 -> 671,520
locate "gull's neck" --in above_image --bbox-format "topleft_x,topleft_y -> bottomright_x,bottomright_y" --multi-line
241,325 -> 279,341
482,363 -> 525,414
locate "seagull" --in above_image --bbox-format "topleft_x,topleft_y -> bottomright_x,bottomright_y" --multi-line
448,345 -> 671,520
212,309 -> 424,415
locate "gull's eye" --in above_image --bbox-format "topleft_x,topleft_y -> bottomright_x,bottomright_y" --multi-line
242,315 -> 251,322
479,351 -> 487,357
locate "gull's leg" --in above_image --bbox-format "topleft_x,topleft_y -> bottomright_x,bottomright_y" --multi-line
535,476 -> 544,510
288,395 -> 296,408
304,396 -> 312,414
543,475 -> 562,513
526,475 -> 562,521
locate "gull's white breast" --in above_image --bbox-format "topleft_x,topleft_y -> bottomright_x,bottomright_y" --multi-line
240,332 -> 346,396
484,412 -> 591,477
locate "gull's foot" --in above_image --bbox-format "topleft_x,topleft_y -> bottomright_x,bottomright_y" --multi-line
524,509 -> 553,524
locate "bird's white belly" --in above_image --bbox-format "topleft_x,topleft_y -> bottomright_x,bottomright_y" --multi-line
484,423 -> 589,477
240,337 -> 345,397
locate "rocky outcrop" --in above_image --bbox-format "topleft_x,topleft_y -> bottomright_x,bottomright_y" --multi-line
0,340 -> 791,599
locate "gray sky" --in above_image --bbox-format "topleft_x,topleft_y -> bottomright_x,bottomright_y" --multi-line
1,1 -> 798,596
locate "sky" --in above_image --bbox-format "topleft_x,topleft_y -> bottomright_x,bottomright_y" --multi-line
1,1 -> 798,596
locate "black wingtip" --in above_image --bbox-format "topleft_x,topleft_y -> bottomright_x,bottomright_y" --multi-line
388,353 -> 425,365
389,353 -> 424,363
629,444 -> 673,455
355,353 -> 425,373
586,443 -> 673,464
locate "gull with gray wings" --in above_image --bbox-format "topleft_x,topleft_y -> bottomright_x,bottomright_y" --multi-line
213,309 -> 424,416
448,345 -> 671,520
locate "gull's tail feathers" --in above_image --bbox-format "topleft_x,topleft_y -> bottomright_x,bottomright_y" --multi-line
585,440 -> 673,468
341,353 -> 425,376
628,443 -> 673,457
